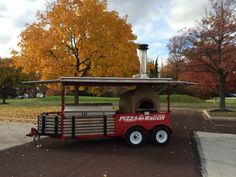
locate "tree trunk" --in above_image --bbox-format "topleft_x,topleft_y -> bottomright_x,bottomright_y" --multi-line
175,72 -> 178,81
74,85 -> 79,105
2,85 -> 6,104
218,72 -> 226,111
174,62 -> 178,80
34,87 -> 37,98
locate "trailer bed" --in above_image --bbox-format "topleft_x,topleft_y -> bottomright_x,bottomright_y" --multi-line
38,104 -> 116,138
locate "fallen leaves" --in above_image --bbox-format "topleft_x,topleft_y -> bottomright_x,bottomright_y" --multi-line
0,106 -> 60,123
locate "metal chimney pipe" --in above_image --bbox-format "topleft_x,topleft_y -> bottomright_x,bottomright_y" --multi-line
138,44 -> 148,78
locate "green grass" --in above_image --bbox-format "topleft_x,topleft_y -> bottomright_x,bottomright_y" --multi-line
208,110 -> 236,117
206,98 -> 236,117
2,94 -> 236,108
2,94 -> 204,105
1,94 -> 236,122
206,97 -> 236,104
161,94 -> 205,103
0,96 -> 120,107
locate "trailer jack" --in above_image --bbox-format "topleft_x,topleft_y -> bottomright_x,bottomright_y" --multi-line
26,128 -> 41,147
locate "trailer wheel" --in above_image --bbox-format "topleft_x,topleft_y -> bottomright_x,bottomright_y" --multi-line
151,126 -> 170,146
125,127 -> 145,147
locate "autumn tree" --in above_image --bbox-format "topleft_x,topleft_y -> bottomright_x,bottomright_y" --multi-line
149,57 -> 159,78
181,70 -> 219,99
13,0 -> 139,103
181,0 -> 236,111
167,35 -> 186,80
0,59 -> 30,104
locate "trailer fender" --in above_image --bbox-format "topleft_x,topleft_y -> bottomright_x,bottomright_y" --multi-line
150,124 -> 172,134
122,125 -> 146,138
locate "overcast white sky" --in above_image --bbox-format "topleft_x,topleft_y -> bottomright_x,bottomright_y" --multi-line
0,0 -> 210,61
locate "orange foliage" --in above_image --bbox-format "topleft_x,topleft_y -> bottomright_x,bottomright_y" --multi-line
13,0 -> 139,81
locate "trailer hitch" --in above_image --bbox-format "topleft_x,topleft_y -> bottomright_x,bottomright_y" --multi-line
26,128 -> 41,147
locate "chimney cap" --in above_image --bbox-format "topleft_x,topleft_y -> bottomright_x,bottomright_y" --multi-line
138,44 -> 148,50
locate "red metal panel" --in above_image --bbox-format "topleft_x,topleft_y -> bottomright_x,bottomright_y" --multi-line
63,134 -> 115,140
59,112 -> 171,140
114,112 -> 171,137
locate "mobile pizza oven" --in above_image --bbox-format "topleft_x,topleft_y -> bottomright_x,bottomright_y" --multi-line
119,85 -> 160,113
24,44 -> 194,147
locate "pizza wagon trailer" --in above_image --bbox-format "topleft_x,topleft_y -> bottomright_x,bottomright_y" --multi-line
25,44 -> 194,147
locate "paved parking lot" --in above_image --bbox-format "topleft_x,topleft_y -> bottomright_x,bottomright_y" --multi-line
0,110 -> 235,177
195,132 -> 236,177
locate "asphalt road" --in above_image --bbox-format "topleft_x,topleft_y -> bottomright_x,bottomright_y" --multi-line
0,110 -> 235,177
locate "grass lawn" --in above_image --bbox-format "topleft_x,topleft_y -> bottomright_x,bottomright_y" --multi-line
206,98 -> 236,117
206,97 -> 236,104
208,110 -> 236,117
2,96 -> 119,106
0,95 -> 236,122
2,94 -> 207,106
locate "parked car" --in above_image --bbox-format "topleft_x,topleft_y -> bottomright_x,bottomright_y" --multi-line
17,95 -> 24,99
226,93 -> 236,97
17,94 -> 29,99
36,92 -> 44,98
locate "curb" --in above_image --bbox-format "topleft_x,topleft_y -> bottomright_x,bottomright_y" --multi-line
202,109 -> 236,121
193,132 -> 208,177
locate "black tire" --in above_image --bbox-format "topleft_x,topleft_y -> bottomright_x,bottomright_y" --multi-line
125,127 -> 146,147
150,126 -> 170,146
